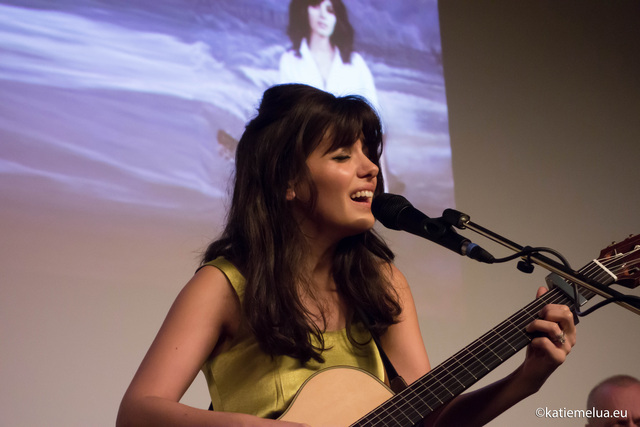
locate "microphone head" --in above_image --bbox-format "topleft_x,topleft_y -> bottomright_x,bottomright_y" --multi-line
371,193 -> 411,230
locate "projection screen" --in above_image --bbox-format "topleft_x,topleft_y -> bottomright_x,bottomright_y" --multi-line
0,1 -> 458,425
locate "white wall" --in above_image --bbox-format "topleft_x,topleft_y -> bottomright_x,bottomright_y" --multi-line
433,0 -> 640,424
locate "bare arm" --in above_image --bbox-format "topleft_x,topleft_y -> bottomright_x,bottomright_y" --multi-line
116,266 -> 307,427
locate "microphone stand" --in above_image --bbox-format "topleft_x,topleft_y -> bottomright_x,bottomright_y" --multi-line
442,209 -> 640,316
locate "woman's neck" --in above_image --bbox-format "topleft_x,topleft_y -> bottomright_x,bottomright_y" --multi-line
299,238 -> 348,331
308,33 -> 333,53
304,240 -> 336,288
307,34 -> 335,86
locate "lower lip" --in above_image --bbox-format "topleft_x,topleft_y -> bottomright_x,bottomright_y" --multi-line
351,198 -> 372,207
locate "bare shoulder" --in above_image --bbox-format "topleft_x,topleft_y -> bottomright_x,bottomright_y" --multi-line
178,265 -> 241,333
188,264 -> 236,297
387,263 -> 409,288
122,265 -> 242,404
152,263 -> 243,360
383,263 -> 412,307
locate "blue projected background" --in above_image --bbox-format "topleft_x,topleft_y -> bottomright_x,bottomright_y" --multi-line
0,0 -> 452,215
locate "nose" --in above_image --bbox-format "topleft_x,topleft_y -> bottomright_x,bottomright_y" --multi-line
358,151 -> 379,180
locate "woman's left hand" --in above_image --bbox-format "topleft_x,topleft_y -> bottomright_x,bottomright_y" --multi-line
521,286 -> 577,391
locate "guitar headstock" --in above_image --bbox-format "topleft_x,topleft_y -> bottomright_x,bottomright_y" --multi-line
598,234 -> 640,289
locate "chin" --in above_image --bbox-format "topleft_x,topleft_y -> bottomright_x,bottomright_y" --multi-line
345,217 -> 375,235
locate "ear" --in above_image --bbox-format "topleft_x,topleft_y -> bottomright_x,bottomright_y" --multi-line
286,187 -> 296,201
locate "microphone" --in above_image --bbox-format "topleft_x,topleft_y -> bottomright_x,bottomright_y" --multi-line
372,193 -> 495,264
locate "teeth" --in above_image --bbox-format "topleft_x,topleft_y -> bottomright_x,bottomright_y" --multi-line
350,190 -> 374,200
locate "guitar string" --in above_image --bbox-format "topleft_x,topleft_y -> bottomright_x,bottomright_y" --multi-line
357,254 -> 632,426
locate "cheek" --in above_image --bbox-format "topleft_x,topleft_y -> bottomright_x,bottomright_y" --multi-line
313,167 -> 349,192
307,8 -> 319,22
311,178 -> 349,214
313,179 -> 339,202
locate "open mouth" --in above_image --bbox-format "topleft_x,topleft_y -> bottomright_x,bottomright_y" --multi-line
350,190 -> 373,203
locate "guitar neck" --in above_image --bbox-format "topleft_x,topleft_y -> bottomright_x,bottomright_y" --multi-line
353,274 -> 602,426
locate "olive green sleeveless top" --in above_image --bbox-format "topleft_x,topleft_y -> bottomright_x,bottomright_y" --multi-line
200,257 -> 385,419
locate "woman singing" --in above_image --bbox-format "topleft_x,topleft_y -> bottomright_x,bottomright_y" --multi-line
117,84 -> 577,426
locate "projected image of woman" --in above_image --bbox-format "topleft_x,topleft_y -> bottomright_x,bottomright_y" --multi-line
279,0 -> 378,109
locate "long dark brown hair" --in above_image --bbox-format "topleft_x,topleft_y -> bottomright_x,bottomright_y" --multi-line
203,84 -> 400,363
286,0 -> 355,64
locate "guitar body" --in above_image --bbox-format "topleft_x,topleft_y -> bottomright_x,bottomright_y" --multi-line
279,366 -> 393,426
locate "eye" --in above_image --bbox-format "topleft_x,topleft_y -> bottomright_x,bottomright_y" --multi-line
328,145 -> 352,161
331,154 -> 350,162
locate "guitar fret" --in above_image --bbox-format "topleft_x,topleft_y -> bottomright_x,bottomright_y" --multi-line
394,407 -> 416,426
452,353 -> 478,380
462,346 -> 489,373
378,407 -> 411,427
439,362 -> 468,389
428,373 -> 467,403
486,328 -> 517,357
494,326 -> 518,351
376,399 -> 418,427
402,393 -> 430,421
477,335 -> 503,362
411,363 -> 466,410
397,380 -> 436,417
506,317 -> 531,343
385,391 -> 428,425
427,374 -> 454,401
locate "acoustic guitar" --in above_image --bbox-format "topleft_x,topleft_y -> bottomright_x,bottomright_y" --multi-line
279,235 -> 640,426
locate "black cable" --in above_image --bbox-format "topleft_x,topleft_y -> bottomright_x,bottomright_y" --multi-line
491,246 -> 573,269
574,295 -> 640,317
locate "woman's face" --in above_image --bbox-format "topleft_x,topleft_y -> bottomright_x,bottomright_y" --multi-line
294,136 -> 379,240
307,0 -> 337,39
